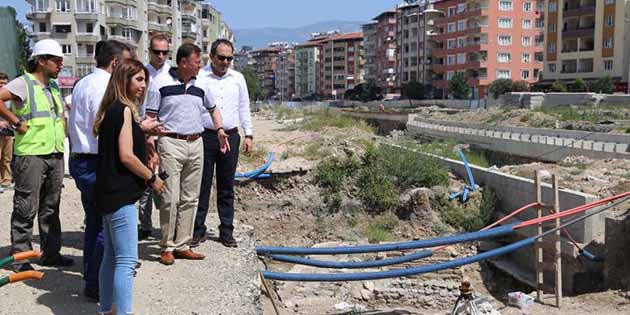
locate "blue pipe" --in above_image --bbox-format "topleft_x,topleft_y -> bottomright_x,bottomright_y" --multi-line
256,224 -> 515,255
235,152 -> 275,179
459,150 -> 476,192
261,236 -> 536,281
579,249 -> 605,262
268,250 -> 434,269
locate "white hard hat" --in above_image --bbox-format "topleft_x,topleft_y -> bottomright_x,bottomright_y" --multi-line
31,39 -> 64,59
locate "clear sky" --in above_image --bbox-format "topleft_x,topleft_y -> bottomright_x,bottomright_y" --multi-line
6,0 -> 403,29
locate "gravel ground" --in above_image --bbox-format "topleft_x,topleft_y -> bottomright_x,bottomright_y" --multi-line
0,178 -> 262,315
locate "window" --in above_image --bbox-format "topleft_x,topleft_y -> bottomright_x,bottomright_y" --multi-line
535,35 -> 544,46
39,22 -> 46,32
447,71 -> 455,80
606,16 -> 614,27
522,19 -> 532,29
548,42 -> 556,53
605,0 -> 615,4
499,18 -> 512,29
458,37 -> 466,48
604,38 -> 613,48
523,1 -> 532,11
521,70 -> 530,80
448,22 -> 456,33
536,18 -> 544,28
61,44 -> 72,54
548,23 -> 556,32
549,1 -> 557,12
457,3 -> 466,13
56,0 -> 70,12
497,69 -> 511,79
604,60 -> 613,70
448,39 -> 457,49
522,53 -> 531,63
34,0 -> 49,12
498,52 -> 511,63
77,64 -> 94,77
86,23 -> 93,33
457,53 -> 466,64
76,0 -> 97,12
457,20 -> 466,31
498,35 -> 512,46
548,64 -> 556,73
522,36 -> 531,46
535,52 -> 544,62
499,1 -> 513,11
537,1 -> 544,11
448,6 -> 457,16
447,55 -> 457,65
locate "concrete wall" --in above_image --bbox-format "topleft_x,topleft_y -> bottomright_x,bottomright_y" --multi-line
325,99 -> 496,110
498,92 -> 630,108
407,116 -> 630,162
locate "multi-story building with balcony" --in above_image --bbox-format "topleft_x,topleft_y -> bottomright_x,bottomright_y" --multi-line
26,0 -> 233,95
318,32 -> 365,99
396,1 -> 442,92
363,11 -> 397,94
542,0 -> 629,91
294,35 -> 328,99
251,47 -> 282,99
275,48 -> 295,101
431,0 -> 545,98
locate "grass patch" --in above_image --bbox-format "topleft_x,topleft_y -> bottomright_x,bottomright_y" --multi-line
534,105 -> 629,124
238,147 -> 267,166
301,109 -> 375,133
303,141 -> 329,160
272,105 -> 303,120
437,189 -> 496,232
410,140 -> 490,168
364,213 -> 399,243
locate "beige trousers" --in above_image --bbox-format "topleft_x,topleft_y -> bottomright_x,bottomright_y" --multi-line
156,137 -> 203,252
0,135 -> 13,186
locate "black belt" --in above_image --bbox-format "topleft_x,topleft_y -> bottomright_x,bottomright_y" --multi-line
37,152 -> 63,159
163,133 -> 201,141
204,127 -> 238,135
70,153 -> 98,160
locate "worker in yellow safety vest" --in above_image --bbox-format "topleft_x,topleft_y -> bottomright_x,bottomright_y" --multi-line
0,38 -> 74,272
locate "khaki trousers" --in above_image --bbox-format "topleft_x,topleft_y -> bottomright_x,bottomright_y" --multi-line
156,137 -> 203,252
0,135 -> 13,186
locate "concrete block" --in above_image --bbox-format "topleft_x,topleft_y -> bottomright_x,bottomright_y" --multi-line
521,134 -> 531,142
502,132 -> 511,139
573,140 -> 584,149
604,214 -> 630,290
546,137 -> 554,145
563,138 -> 574,146
511,133 -> 521,141
616,143 -> 629,153
531,135 -> 539,143
593,142 -> 604,151
604,143 -> 616,153
583,141 -> 594,150
493,131 -> 502,138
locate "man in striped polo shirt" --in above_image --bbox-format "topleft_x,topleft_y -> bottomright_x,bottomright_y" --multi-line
146,43 -> 228,265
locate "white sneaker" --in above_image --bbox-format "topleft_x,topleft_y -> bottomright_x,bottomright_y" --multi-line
0,186 -> 4,193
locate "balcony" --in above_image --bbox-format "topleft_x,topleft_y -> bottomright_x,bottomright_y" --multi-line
26,10 -> 52,20
109,35 -> 137,47
562,26 -> 594,38
182,30 -> 197,40
75,11 -> 98,20
75,33 -> 99,42
105,0 -> 137,6
75,55 -> 96,64
147,1 -> 172,15
106,16 -> 140,29
182,12 -> 197,22
563,5 -> 596,18
30,32 -> 51,41
148,22 -> 172,34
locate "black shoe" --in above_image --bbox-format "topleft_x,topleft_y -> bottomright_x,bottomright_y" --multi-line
84,285 -> 99,302
138,229 -> 152,241
190,233 -> 208,248
40,254 -> 75,267
219,235 -> 238,248
11,262 -> 35,273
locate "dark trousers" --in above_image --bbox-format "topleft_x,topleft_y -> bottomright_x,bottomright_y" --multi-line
70,157 -> 103,289
11,154 -> 64,259
194,130 -> 240,239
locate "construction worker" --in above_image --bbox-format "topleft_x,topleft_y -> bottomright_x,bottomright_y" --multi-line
0,39 -> 74,272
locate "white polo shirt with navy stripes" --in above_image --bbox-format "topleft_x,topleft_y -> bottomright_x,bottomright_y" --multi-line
146,67 -> 215,136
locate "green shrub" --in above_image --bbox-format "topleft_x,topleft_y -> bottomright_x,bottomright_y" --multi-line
572,78 -> 587,92
364,213 -> 399,243
590,75 -> 615,94
314,156 -> 360,212
550,80 -> 568,92
381,146 -> 450,189
511,80 -> 530,92
301,109 -> 374,133
438,189 -> 496,232
449,72 -> 470,100
357,161 -> 398,214
488,79 -> 513,98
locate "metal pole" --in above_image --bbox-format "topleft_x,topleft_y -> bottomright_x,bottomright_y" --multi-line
553,174 -> 562,308
535,171 -> 543,303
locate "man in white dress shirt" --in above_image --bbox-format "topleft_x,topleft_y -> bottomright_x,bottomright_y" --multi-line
138,34 -> 172,240
68,40 -> 131,300
193,39 -> 253,248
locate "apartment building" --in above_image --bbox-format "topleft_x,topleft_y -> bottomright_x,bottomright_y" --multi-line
318,32 -> 365,98
396,1 -> 442,91
363,11 -> 397,94
275,48 -> 296,100
26,0 -> 233,95
542,0 -> 629,90
294,35 -> 329,98
431,0 -> 545,98
234,46 -> 253,72
250,47 -> 282,99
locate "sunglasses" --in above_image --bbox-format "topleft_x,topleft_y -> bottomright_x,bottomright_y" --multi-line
151,49 -> 169,56
216,55 -> 234,62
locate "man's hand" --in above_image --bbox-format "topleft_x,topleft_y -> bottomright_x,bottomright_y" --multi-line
218,129 -> 230,154
15,121 -> 28,134
140,117 -> 165,135
243,137 -> 253,153
0,121 -> 8,129
146,142 -> 160,171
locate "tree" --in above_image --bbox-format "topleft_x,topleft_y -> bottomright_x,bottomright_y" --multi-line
488,79 -> 513,98
550,80 -> 568,92
512,80 -> 530,92
448,72 -> 470,99
571,78 -> 587,92
344,81 -> 384,102
241,66 -> 262,101
16,19 -> 31,74
402,81 -> 431,100
589,75 -> 615,94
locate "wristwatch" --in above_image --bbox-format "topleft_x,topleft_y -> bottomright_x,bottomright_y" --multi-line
245,135 -> 253,140
147,173 -> 157,185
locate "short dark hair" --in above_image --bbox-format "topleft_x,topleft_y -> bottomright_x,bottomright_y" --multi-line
96,40 -> 130,68
176,43 -> 201,65
0,72 -> 8,81
26,55 -> 54,73
210,39 -> 234,56
150,34 -> 170,50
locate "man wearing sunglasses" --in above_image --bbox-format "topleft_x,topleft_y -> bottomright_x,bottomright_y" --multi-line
194,39 -> 254,248
138,34 -> 172,241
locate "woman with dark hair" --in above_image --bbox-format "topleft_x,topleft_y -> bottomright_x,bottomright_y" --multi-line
93,59 -> 164,315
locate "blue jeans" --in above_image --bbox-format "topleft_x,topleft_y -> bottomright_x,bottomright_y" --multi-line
99,204 -> 138,314
69,157 -> 103,289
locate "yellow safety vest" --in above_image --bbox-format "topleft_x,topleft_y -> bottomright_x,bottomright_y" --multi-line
12,72 -> 65,156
